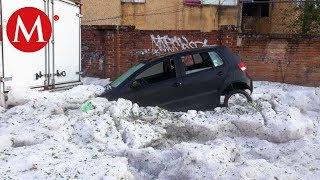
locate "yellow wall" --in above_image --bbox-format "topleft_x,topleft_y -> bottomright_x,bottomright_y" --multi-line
121,1 -> 239,32
81,0 -> 122,25
82,0 -> 239,32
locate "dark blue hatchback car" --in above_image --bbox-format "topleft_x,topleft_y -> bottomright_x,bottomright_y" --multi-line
101,46 -> 253,111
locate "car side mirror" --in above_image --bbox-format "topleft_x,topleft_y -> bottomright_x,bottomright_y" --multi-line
130,80 -> 142,90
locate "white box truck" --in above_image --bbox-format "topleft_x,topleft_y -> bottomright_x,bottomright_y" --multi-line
0,0 -> 82,107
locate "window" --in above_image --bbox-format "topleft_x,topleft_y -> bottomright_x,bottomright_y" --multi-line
184,0 -> 237,6
111,63 -> 145,88
121,0 -> 146,3
181,52 -> 212,75
203,0 -> 238,6
242,0 -> 270,17
184,0 -> 202,5
135,59 -> 176,85
181,51 -> 224,75
209,51 -> 224,67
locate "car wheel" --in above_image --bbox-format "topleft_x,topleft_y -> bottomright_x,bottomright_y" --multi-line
223,89 -> 252,107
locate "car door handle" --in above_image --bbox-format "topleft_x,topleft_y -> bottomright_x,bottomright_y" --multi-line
173,82 -> 182,87
217,71 -> 224,76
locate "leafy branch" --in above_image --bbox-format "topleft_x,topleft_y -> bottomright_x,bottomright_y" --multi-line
297,0 -> 320,35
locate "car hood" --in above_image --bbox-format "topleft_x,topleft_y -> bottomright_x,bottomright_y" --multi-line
99,86 -> 118,100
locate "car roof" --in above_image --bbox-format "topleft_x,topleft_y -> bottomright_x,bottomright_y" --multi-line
141,45 -> 228,64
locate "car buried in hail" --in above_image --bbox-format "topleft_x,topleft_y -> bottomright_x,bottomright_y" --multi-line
101,46 -> 253,111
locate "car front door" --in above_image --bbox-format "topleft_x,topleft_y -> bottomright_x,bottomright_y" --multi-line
177,50 -> 228,110
121,57 -> 185,110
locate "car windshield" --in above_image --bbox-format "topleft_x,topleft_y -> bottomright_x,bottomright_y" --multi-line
110,63 -> 145,88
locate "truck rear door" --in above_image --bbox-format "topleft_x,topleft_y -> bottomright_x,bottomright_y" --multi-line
1,0 -> 48,92
50,0 -> 81,85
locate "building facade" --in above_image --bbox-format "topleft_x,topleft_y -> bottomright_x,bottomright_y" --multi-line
241,0 -> 318,34
81,0 -> 320,86
82,0 -> 240,32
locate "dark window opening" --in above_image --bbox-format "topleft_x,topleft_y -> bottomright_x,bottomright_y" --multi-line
242,0 -> 270,17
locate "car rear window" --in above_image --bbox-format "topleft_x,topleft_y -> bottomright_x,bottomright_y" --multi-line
209,51 -> 224,67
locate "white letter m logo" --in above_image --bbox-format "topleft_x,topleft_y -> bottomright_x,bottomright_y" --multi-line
13,15 -> 46,43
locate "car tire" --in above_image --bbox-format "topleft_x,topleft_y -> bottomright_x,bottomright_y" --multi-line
223,89 -> 252,107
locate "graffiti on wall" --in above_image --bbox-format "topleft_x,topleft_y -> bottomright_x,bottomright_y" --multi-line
131,35 -> 214,57
81,44 -> 105,73
151,35 -> 211,54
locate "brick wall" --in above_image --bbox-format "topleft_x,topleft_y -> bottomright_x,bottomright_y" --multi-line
82,25 -> 221,78
82,26 -> 107,77
237,34 -> 320,86
82,25 -> 320,86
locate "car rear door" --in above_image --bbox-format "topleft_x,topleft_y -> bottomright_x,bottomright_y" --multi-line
121,57 -> 185,110
177,50 -> 228,110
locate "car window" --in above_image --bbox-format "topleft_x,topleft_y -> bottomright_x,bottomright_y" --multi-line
180,51 -> 224,75
111,63 -> 145,88
209,51 -> 224,67
180,52 -> 213,75
193,54 -> 203,64
135,59 -> 176,85
136,62 -> 163,79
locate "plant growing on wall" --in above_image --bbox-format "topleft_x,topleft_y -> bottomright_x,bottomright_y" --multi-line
297,0 -> 320,35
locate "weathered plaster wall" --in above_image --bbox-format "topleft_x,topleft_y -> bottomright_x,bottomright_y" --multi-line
82,0 -> 122,25
82,0 -> 239,32
121,1 -> 239,32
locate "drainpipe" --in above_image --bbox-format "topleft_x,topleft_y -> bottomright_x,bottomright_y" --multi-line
218,29 -> 223,46
115,25 -> 121,79
237,0 -> 243,33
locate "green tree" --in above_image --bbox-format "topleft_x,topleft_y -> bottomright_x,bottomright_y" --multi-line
298,0 -> 320,34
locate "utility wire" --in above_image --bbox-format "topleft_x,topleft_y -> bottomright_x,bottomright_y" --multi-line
83,0 -> 309,23
83,3 -> 185,23
241,0 -> 318,3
